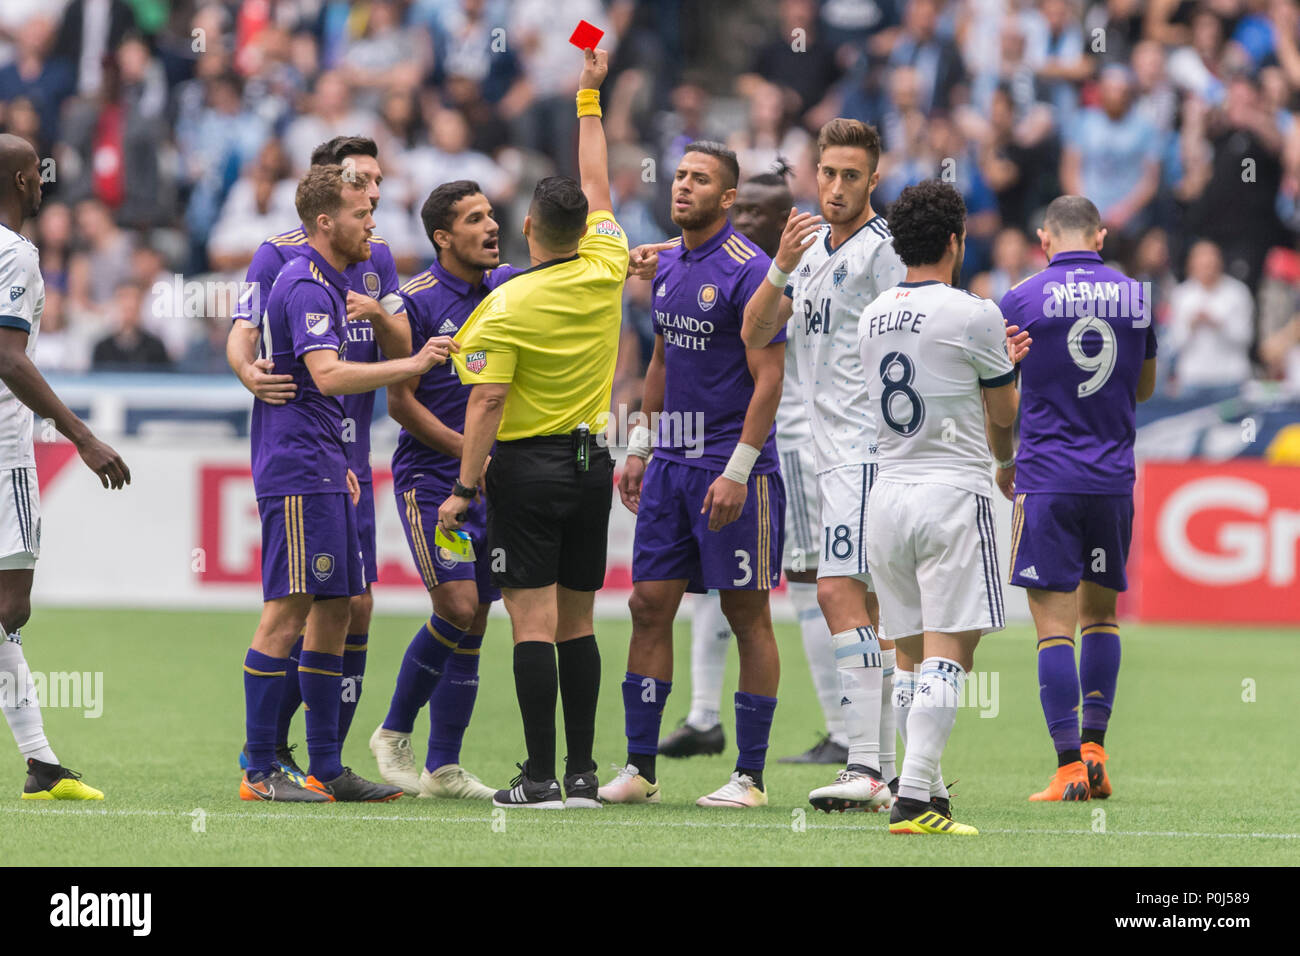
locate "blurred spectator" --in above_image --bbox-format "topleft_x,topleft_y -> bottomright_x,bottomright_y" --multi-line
406,106 -> 513,241
1167,240 -> 1255,394
434,0 -> 525,107
970,226 -> 1037,302
973,83 -> 1057,231
728,81 -> 811,181
91,279 -> 172,371
53,0 -> 137,98
739,0 -> 843,121
207,139 -> 296,271
0,17 -> 75,144
67,198 -> 133,327
1132,226 -> 1179,395
283,70 -> 378,168
610,142 -> 661,250
886,0 -> 967,114
339,0 -> 430,109
132,245 -> 193,362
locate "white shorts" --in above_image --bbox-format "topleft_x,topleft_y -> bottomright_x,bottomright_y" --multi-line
779,443 -> 819,573
0,466 -> 40,570
864,479 -> 1005,639
815,462 -> 877,586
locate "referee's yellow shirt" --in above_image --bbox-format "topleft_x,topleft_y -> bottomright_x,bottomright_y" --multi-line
452,210 -> 629,440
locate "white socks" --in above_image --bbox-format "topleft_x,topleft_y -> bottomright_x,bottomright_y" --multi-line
898,657 -> 965,805
0,634 -> 58,764
832,626 -> 882,774
687,591 -> 730,730
879,648 -> 897,782
893,665 -> 948,798
790,582 -> 847,746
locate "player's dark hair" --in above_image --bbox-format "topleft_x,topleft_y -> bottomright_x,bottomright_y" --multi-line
742,172 -> 793,206
888,180 -> 966,267
421,180 -> 484,252
295,164 -> 365,233
310,135 -> 379,168
682,141 -> 740,190
1043,195 -> 1102,237
816,118 -> 882,173
529,175 -> 588,249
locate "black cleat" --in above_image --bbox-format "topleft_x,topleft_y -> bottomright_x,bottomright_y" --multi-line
494,762 -> 565,809
658,720 -> 725,758
778,734 -> 849,765
275,744 -> 307,781
562,768 -> 601,809
930,796 -> 951,819
240,769 -> 330,803
309,768 -> 404,802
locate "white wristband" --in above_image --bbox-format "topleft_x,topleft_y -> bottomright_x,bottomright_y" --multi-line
995,455 -> 1016,469
766,261 -> 790,291
627,424 -> 653,460
722,443 -> 761,484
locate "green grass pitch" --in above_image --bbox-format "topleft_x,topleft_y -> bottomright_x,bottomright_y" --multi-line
1,608 -> 1295,866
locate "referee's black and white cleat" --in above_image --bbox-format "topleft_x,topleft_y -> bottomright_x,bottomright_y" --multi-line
562,768 -> 602,809
494,763 -> 565,809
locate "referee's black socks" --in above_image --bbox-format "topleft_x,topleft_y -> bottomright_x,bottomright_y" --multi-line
557,635 -> 600,775
514,641 -> 558,781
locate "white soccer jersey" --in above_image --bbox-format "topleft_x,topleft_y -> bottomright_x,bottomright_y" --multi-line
856,280 -> 1015,497
786,217 -> 906,474
774,318 -> 812,447
0,225 -> 42,469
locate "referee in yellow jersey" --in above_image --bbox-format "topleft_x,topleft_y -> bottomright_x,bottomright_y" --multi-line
438,47 -> 628,809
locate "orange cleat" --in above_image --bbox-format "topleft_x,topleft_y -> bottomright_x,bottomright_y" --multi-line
1081,742 -> 1112,799
1028,761 -> 1090,802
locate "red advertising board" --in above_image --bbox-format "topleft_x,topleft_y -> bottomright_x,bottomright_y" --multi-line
1136,461 -> 1300,623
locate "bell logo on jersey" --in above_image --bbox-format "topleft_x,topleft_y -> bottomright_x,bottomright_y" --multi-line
305,312 -> 331,336
466,350 -> 487,374
697,284 -> 718,311
802,297 -> 832,335
312,553 -> 335,582
9,285 -> 24,301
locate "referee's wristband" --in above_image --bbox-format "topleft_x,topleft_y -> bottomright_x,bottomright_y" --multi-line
722,443 -> 760,484
627,424 -> 653,460
766,261 -> 790,291
995,455 -> 1016,470
577,89 -> 602,118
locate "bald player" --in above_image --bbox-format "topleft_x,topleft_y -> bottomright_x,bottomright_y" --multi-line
0,134 -> 130,799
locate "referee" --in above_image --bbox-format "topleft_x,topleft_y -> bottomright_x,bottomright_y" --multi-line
438,48 -> 627,809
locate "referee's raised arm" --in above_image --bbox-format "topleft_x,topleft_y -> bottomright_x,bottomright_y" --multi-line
577,48 -> 612,215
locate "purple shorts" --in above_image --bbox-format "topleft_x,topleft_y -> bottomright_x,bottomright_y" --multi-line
259,493 -> 366,602
356,479 -> 378,585
1008,492 -> 1133,593
396,483 -> 499,605
632,457 -> 784,593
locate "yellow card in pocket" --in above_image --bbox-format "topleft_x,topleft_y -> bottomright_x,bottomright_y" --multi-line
434,526 -> 476,564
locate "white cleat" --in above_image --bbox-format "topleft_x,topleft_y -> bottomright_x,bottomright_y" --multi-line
596,764 -> 661,804
368,726 -> 421,795
420,764 -> 496,800
696,771 -> 767,808
808,768 -> 892,813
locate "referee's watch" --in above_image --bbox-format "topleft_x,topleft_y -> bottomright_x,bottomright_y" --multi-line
452,480 -> 478,499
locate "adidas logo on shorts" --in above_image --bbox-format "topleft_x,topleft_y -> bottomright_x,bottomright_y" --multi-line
1020,565 -> 1039,581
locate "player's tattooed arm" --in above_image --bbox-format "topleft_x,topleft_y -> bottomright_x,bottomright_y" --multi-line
619,334 -> 665,514
226,320 -> 296,405
741,207 -> 818,348
0,328 -> 130,489
388,376 -> 465,459
346,291 -> 412,359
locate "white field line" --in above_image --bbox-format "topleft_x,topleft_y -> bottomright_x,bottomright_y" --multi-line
0,806 -> 1296,840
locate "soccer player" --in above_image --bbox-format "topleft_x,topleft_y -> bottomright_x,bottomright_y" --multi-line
741,119 -> 905,812
437,47 -> 625,810
229,136 -> 409,780
657,170 -> 849,766
602,140 -> 786,809
239,165 -> 451,802
857,180 -> 1028,835
369,180 -> 520,799
998,196 -> 1157,802
0,133 -> 128,800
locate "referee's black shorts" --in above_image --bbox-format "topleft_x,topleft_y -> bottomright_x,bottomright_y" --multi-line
484,434 -> 614,591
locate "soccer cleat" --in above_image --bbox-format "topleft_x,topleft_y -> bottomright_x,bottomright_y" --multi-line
889,798 -> 978,835
368,725 -> 422,795
419,764 -> 495,800
778,734 -> 850,765
1028,761 -> 1091,802
658,720 -> 724,758
308,768 -> 404,803
240,768 -> 330,803
562,769 -> 602,809
870,775 -> 899,813
22,759 -> 104,800
930,795 -> 951,819
696,771 -> 767,808
808,768 -> 892,813
597,764 -> 660,804
493,763 -> 565,809
1081,743 -> 1112,799
275,745 -> 308,784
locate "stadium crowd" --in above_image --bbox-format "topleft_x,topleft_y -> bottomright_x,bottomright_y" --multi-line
2,0 -> 1300,401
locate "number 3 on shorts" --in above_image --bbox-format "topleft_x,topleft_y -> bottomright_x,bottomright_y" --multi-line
825,524 -> 853,560
733,549 -> 752,587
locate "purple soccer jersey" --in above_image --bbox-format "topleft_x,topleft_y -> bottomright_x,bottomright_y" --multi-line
390,259 -> 520,493
235,227 -> 402,483
249,248 -> 353,498
999,250 -> 1157,496
652,222 -> 782,473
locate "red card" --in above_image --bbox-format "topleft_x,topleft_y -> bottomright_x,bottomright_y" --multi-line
568,19 -> 604,51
